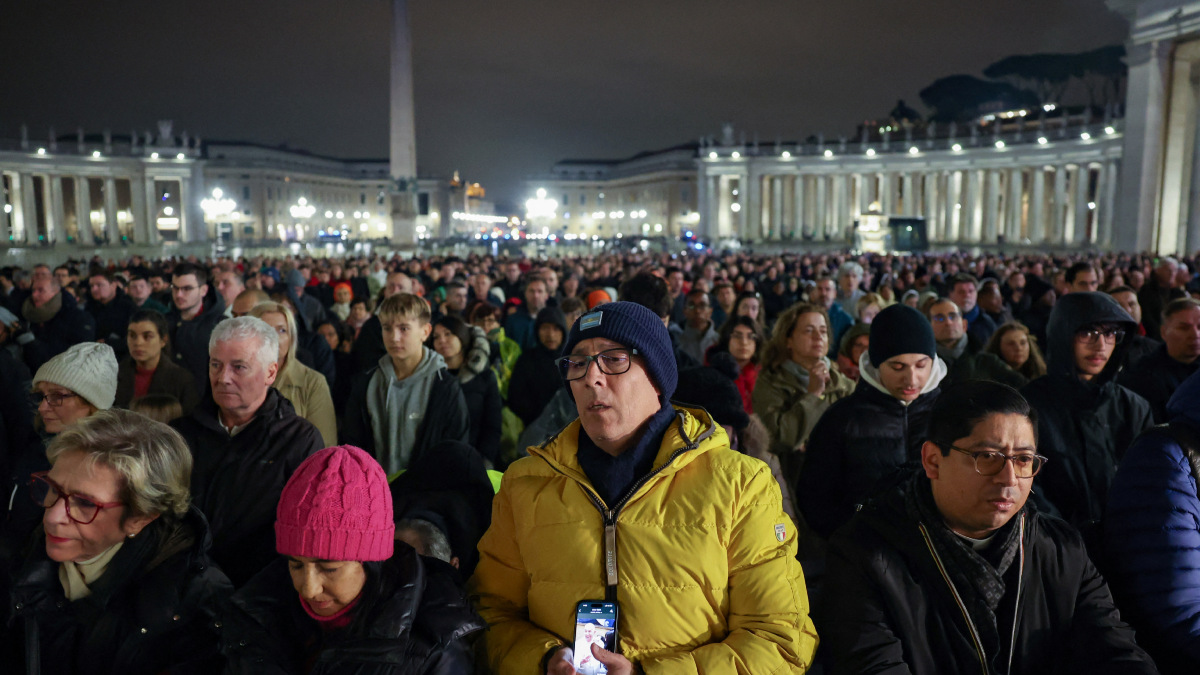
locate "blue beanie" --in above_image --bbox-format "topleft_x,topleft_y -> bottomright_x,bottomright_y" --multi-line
560,301 -> 677,402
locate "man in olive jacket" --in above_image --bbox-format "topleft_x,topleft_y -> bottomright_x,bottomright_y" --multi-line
818,381 -> 1156,674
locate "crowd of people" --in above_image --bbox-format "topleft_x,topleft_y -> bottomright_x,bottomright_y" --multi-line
0,246 -> 1198,673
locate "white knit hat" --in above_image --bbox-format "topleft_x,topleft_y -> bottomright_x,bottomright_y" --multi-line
33,342 -> 119,410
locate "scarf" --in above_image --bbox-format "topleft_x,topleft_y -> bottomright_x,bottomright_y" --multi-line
577,401 -> 678,507
905,473 -> 1022,664
59,541 -> 124,601
781,357 -> 829,393
22,292 -> 62,324
935,333 -> 970,366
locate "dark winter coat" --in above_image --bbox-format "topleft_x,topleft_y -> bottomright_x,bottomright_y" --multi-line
1021,292 -> 1153,527
940,334 -> 1028,390
1105,370 -> 1200,674
219,547 -> 484,675
16,292 -> 95,373
817,477 -> 1156,675
449,327 -> 502,465
506,307 -> 568,426
85,289 -> 137,354
167,290 -> 227,399
341,360 -> 471,470
5,507 -> 233,675
172,389 -> 323,588
795,358 -> 946,539
1119,343 -> 1200,423
351,314 -> 386,373
114,354 -> 200,415
1139,274 -> 1186,339
0,350 -> 42,570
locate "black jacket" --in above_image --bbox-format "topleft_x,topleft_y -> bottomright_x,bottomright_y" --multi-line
1021,292 -> 1153,526
797,373 -> 942,539
817,478 -> 1156,675
114,354 -> 200,415
172,389 -> 323,588
1139,274 -> 1186,339
341,360 -> 471,470
456,367 -> 502,466
220,546 -> 484,675
85,289 -> 137,356
167,290 -> 226,399
507,307 -> 567,426
16,292 -> 95,373
0,350 -> 42,570
5,507 -> 233,675
940,334 -> 1027,390
1119,344 -> 1200,423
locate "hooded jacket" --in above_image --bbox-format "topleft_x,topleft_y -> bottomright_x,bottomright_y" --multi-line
167,287 -> 226,399
172,388 -> 324,588
507,307 -> 568,426
470,405 -> 818,674
796,351 -> 947,539
342,349 -> 470,475
818,475 -> 1156,675
1020,292 -> 1153,526
220,547 -> 484,675
1105,370 -> 1200,673
449,326 -> 502,465
6,507 -> 233,675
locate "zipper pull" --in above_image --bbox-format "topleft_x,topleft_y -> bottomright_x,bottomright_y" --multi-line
604,517 -> 618,589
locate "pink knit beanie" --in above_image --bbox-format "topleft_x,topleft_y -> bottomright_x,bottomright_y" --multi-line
276,445 -> 394,561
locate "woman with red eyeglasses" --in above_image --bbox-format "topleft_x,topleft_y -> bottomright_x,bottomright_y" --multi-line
3,409 -> 232,674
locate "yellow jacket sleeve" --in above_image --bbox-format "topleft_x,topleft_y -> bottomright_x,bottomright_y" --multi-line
639,462 -> 819,674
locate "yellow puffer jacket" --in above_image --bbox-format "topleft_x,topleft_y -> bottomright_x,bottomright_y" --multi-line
470,404 -> 819,674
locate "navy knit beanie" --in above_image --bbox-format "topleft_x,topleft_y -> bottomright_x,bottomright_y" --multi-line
868,304 -> 936,367
560,301 -> 677,402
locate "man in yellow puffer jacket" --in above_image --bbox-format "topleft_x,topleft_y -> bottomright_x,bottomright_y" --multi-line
470,301 -> 818,674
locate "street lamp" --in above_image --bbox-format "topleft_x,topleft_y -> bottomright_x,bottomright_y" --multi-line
202,187 -> 239,242
290,197 -> 316,219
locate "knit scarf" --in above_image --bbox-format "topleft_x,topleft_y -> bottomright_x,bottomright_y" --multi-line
59,541 -> 124,601
905,473 -> 1022,663
935,333 -> 969,366
22,292 -> 61,324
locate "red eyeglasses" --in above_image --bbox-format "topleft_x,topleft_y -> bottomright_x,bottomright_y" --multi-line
29,472 -> 124,525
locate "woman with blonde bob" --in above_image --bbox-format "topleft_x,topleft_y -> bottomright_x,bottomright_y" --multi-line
984,320 -> 1048,381
249,301 -> 338,447
5,409 -> 232,673
753,302 -> 856,486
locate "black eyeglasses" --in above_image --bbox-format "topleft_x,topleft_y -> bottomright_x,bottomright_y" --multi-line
29,472 -> 124,524
556,348 -> 640,381
944,444 -> 1048,478
1075,328 -> 1125,345
28,391 -> 79,408
930,312 -> 962,323
170,284 -> 199,293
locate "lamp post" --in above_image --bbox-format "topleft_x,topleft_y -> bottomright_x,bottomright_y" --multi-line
200,187 -> 238,243
525,188 -> 558,239
289,197 -> 316,241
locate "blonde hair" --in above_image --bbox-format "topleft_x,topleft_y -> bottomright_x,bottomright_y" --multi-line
248,301 -> 298,372
763,303 -> 830,369
378,292 -> 431,325
46,409 -> 192,520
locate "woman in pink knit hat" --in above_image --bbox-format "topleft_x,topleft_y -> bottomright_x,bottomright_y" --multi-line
219,445 -> 484,674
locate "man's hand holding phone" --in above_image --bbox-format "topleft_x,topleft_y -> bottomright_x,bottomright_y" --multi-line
546,646 -> 635,675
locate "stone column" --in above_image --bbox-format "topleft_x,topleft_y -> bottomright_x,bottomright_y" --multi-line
75,177 -> 93,245
839,174 -> 853,240
746,171 -> 763,241
103,177 -> 120,243
902,172 -> 916,216
710,175 -> 723,239
1050,166 -> 1068,245
770,176 -> 783,240
963,170 -> 981,242
0,175 -> 11,243
944,171 -> 961,243
1101,160 -> 1119,249
793,175 -> 805,239
133,176 -> 153,244
736,174 -> 749,240
389,0 -> 418,245
983,170 -> 1001,243
48,176 -> 65,244
1114,41 -> 1171,252
1030,168 -> 1046,244
696,167 -> 710,240
855,174 -> 868,216
1073,164 -> 1091,245
1006,168 -> 1024,242
14,173 -> 34,244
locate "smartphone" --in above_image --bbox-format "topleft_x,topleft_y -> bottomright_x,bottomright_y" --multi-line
572,600 -> 618,675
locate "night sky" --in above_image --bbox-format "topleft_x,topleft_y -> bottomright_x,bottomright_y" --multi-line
2,1 -> 1128,210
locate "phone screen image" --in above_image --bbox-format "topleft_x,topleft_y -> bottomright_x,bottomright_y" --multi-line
572,601 -> 617,675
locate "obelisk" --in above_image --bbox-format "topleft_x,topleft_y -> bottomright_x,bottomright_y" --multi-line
389,0 -> 418,246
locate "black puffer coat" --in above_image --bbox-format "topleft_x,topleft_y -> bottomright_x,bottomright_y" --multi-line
5,507 -> 232,675
172,389 -> 323,588
816,477 -> 1156,675
1021,292 -> 1153,526
796,359 -> 945,539
220,545 -> 484,675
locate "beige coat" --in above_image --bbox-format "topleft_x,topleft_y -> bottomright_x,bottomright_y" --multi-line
273,358 -> 337,448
